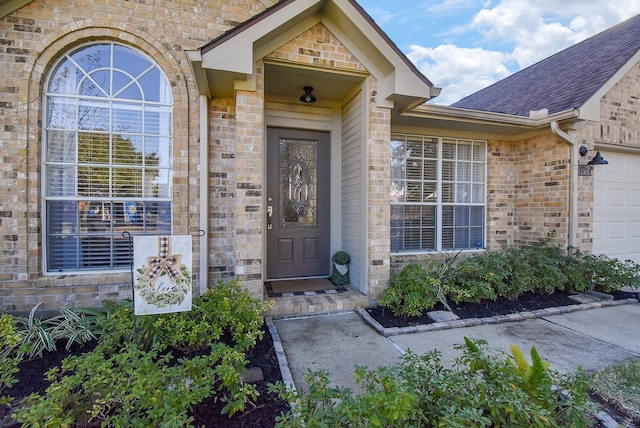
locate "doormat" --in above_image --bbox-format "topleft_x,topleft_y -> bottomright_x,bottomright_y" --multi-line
266,278 -> 345,297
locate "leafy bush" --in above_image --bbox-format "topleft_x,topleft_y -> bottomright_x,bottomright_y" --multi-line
14,341 -> 256,426
566,247 -> 640,292
1,314 -> 23,406
98,278 -> 270,354
14,278 -> 270,426
270,338 -> 596,427
447,233 -> 640,304
379,261 -> 448,317
12,302 -> 103,360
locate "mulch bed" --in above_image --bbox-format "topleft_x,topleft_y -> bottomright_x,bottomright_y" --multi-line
0,327 -> 290,428
366,290 -> 636,328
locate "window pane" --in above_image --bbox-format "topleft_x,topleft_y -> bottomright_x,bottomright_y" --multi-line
78,166 -> 110,196
71,44 -> 111,73
472,184 -> 485,203
113,134 -> 143,165
78,99 -> 109,131
391,139 -> 405,159
47,96 -> 76,129
113,44 -> 152,77
145,105 -> 172,135
473,143 -> 484,162
458,144 -> 472,161
442,206 -> 453,227
113,101 -> 143,134
406,158 -> 422,179
48,58 -> 81,95
81,70 -> 109,97
442,142 -> 456,159
455,206 -> 469,227
78,132 -> 110,164
456,183 -> 471,203
152,169 -> 171,198
406,182 -> 422,202
442,160 -> 454,181
457,162 -> 471,181
46,165 -> 76,197
423,182 -> 437,203
406,139 -> 423,158
424,141 -> 437,158
391,180 -> 405,202
470,206 -> 484,226
473,164 -> 484,183
441,183 -> 454,203
455,228 -> 470,248
424,159 -> 437,181
45,130 -> 76,163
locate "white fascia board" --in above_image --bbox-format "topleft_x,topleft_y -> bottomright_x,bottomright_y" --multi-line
185,50 -> 211,97
579,50 -> 640,122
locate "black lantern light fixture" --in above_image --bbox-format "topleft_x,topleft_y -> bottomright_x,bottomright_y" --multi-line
579,146 -> 608,165
299,86 -> 317,104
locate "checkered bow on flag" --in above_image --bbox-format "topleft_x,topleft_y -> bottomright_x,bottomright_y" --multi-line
144,236 -> 184,285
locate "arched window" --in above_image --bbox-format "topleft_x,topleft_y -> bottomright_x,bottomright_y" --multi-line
43,43 -> 173,272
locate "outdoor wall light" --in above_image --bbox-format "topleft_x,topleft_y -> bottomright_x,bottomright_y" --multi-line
579,145 -> 609,165
299,86 -> 317,104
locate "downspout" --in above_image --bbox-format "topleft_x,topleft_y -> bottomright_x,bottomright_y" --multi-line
550,121 -> 577,248
199,95 -> 209,294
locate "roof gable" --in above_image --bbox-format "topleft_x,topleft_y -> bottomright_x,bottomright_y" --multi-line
188,0 -> 440,110
451,14 -> 640,119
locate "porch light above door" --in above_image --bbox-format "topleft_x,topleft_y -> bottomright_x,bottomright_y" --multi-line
299,86 -> 317,104
579,146 -> 608,165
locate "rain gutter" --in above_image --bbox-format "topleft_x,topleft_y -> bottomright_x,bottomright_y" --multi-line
550,120 -> 578,248
199,95 -> 209,293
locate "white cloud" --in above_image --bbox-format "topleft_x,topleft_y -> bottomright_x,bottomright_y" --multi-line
409,1 -> 640,104
408,44 -> 512,105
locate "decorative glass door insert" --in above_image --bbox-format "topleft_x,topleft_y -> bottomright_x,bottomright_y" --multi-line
279,138 -> 317,226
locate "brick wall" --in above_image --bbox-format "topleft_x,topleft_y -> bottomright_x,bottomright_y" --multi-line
569,59 -> 640,253
0,0 -> 267,311
512,134 -> 570,247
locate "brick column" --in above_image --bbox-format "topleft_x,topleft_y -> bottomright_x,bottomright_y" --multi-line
233,63 -> 265,301
367,79 -> 391,299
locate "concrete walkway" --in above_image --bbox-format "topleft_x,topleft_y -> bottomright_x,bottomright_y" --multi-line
269,301 -> 640,394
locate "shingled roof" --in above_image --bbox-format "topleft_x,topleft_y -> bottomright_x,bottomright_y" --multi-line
451,14 -> 640,117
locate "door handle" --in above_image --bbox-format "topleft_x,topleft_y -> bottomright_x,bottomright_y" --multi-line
267,206 -> 273,230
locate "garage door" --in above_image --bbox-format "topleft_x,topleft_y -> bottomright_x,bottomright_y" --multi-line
592,151 -> 640,263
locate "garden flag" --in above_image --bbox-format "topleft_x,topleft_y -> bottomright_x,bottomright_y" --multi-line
133,235 -> 192,315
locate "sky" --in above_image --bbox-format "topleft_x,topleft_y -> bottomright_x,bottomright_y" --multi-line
357,0 -> 640,105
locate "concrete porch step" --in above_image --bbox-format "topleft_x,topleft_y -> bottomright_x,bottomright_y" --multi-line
265,286 -> 371,317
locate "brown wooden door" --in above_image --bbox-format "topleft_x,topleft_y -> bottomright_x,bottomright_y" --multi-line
266,128 -> 330,279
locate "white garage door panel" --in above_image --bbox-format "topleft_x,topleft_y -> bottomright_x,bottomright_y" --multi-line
593,151 -> 640,264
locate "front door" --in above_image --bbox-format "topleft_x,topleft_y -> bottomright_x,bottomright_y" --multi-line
267,128 -> 330,279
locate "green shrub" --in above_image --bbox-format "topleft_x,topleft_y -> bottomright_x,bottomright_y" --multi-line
566,248 -> 640,292
1,314 -> 22,406
270,338 -> 596,427
12,302 -> 103,360
14,341 -> 256,426
98,279 -> 270,354
379,261 -> 448,317
14,278 -> 270,426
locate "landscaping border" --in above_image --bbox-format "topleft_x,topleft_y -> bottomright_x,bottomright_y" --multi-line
357,294 -> 639,337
